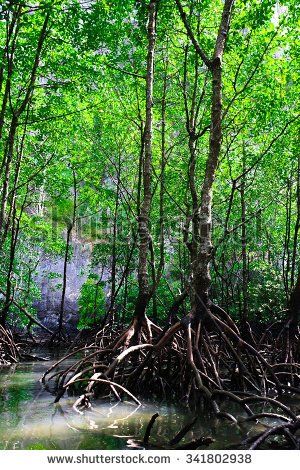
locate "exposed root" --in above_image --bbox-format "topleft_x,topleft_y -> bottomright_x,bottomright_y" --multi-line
0,324 -> 20,365
245,418 -> 300,450
134,413 -> 214,450
143,413 -> 159,445
169,416 -> 198,445
42,307 -> 300,449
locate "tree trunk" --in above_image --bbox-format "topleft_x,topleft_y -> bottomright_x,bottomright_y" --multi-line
134,0 -> 157,321
109,155 -> 121,321
193,60 -> 222,316
290,154 -> 300,288
177,0 -> 235,319
240,151 -> 248,326
0,191 -> 27,326
57,169 -> 77,340
289,270 -> 300,328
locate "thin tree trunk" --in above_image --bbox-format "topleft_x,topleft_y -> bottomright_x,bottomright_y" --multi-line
0,190 -> 28,326
0,3 -> 22,142
134,0 -> 157,320
240,172 -> 248,326
289,270 -> 300,328
283,178 -> 292,301
290,154 -> 300,288
109,154 -> 121,320
57,169 -> 77,340
0,9 -> 50,242
176,0 -> 235,319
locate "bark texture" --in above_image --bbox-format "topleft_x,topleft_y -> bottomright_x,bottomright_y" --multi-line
134,0 -> 157,320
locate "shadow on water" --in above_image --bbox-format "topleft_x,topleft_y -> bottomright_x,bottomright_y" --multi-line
0,349 -> 299,450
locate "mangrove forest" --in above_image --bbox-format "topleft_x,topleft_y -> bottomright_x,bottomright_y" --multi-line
0,0 -> 300,451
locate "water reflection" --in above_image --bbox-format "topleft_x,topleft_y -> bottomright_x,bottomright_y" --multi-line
0,355 -> 299,450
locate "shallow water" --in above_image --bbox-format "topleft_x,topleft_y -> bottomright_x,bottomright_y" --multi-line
0,352 -> 299,450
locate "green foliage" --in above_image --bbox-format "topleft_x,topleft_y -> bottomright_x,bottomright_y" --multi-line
78,275 -> 106,329
247,262 -> 286,322
0,0 -> 299,330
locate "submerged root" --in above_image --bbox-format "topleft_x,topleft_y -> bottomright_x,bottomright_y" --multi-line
42,308 -> 300,449
244,418 -> 300,450
128,413 -> 215,450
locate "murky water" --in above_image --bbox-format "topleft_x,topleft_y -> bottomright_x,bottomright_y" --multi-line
0,352 -> 299,450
